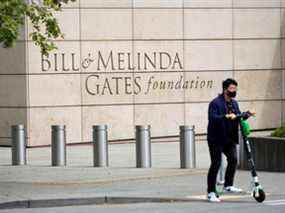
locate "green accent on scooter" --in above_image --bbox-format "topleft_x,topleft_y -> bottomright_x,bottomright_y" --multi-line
240,119 -> 251,137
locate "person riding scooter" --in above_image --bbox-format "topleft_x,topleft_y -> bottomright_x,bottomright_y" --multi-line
206,78 -> 254,202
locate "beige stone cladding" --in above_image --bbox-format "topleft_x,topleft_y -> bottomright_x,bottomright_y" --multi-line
0,0 -> 283,146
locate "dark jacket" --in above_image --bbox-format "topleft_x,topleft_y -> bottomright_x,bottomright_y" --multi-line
207,94 -> 241,146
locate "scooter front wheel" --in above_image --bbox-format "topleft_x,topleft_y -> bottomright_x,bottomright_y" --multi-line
253,188 -> 266,203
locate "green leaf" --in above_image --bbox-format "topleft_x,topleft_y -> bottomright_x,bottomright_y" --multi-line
1,0 -> 77,56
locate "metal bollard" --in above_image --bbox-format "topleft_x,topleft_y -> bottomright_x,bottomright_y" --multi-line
93,125 -> 109,167
135,125 -> 151,168
180,125 -> 196,169
11,125 -> 27,166
51,125 -> 66,166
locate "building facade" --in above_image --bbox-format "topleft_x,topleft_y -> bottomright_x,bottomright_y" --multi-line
0,0 -> 284,146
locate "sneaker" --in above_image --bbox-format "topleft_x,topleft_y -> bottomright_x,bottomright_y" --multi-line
224,186 -> 243,193
216,180 -> 225,185
207,192 -> 221,202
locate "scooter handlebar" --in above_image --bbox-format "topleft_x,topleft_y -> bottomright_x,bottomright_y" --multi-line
236,111 -> 255,120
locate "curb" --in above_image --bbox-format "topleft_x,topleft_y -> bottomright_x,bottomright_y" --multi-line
0,196 -> 200,210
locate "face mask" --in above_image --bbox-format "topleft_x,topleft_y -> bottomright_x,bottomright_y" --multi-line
227,90 -> 237,98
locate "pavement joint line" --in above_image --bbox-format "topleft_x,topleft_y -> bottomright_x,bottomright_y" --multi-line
264,199 -> 285,203
264,199 -> 285,206
265,203 -> 285,206
187,194 -> 252,200
187,193 -> 274,202
2,169 -> 208,186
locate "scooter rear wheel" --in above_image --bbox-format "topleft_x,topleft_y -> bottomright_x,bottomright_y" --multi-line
253,188 -> 266,203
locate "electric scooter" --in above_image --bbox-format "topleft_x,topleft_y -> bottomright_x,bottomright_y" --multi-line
238,112 -> 266,203
216,112 -> 266,203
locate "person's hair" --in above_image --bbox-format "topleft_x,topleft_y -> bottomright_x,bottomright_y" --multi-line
222,78 -> 238,91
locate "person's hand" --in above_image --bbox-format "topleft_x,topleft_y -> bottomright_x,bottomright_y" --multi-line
248,110 -> 256,116
241,110 -> 256,120
225,113 -> 237,120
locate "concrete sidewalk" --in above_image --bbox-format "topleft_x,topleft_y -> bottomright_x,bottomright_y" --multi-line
0,141 -> 209,203
0,140 -> 284,211
1,165 -> 285,210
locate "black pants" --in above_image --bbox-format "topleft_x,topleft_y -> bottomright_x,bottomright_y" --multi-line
207,142 -> 238,193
